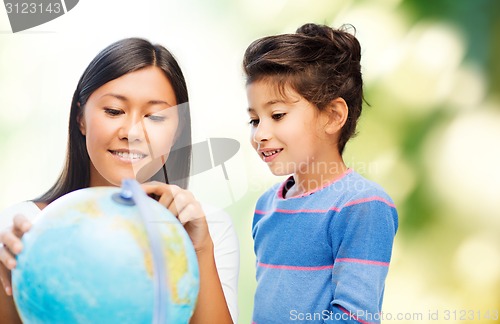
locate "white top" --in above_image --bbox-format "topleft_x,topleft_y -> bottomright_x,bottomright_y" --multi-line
0,200 -> 239,323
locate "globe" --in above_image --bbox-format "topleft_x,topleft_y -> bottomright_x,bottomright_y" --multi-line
12,184 -> 200,324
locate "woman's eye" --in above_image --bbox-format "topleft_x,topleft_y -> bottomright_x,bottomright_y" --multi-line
104,108 -> 123,116
272,113 -> 285,121
146,114 -> 166,122
249,119 -> 259,126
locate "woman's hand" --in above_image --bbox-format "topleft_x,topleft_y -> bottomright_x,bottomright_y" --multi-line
141,181 -> 212,253
0,214 -> 32,296
141,181 -> 233,323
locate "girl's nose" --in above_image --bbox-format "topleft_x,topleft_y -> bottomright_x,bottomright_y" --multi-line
252,122 -> 271,144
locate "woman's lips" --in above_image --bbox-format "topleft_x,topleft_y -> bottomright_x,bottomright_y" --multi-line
109,150 -> 148,164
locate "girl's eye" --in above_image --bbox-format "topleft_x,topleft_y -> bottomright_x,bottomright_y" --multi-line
249,119 -> 259,127
104,108 -> 123,116
146,114 -> 166,122
272,113 -> 286,121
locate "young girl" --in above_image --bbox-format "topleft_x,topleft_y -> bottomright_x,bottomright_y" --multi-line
0,38 -> 238,323
244,23 -> 398,323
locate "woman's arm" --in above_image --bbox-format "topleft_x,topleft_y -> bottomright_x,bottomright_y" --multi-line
0,285 -> 22,324
0,214 -> 32,323
190,237 -> 232,324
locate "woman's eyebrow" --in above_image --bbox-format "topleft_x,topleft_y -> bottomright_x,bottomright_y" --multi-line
148,99 -> 174,107
100,93 -> 173,107
100,93 -> 128,101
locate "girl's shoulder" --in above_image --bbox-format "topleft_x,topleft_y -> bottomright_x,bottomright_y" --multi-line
343,171 -> 394,201
0,201 -> 41,230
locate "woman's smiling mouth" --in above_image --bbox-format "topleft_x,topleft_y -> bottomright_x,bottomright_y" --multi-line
109,150 -> 148,163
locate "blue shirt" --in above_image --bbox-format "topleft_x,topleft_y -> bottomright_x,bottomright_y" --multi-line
252,169 -> 398,323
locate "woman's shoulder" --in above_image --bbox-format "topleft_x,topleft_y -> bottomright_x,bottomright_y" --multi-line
0,201 -> 41,230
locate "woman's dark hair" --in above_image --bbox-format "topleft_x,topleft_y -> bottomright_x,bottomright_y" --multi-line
36,38 -> 192,204
243,23 -> 364,154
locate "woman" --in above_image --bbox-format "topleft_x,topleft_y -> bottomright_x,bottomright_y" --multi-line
0,38 -> 238,323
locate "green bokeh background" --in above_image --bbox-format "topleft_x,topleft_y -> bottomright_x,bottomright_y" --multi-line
1,0 -> 499,323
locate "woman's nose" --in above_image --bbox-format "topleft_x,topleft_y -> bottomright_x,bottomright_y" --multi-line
118,117 -> 145,142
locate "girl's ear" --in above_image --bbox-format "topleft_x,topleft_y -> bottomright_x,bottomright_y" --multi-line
77,102 -> 86,136
323,97 -> 348,135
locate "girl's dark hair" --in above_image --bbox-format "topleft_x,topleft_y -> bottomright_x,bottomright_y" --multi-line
243,23 -> 363,154
36,38 -> 192,204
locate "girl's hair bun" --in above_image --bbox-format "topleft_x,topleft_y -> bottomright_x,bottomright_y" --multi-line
296,23 -> 335,41
296,23 -> 361,63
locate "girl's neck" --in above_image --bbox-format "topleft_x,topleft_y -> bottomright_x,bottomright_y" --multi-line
285,159 -> 348,198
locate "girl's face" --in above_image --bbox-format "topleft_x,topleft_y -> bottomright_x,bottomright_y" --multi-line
79,66 -> 179,187
247,80 -> 335,178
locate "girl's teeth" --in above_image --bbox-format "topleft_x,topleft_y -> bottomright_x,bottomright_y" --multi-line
263,149 -> 281,157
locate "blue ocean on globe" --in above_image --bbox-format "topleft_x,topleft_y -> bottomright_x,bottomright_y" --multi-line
12,186 -> 200,324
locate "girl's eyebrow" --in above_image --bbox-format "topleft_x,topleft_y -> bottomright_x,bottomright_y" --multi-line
100,93 -> 174,107
247,99 -> 286,113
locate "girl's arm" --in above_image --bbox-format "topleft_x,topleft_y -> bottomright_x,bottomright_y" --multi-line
141,182 -> 233,324
328,198 -> 398,323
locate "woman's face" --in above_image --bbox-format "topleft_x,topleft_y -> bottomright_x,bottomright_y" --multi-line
79,66 -> 179,187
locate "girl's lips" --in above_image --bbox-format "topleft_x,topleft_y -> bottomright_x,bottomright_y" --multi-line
259,148 -> 283,162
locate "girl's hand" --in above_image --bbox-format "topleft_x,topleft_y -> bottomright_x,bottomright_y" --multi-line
0,215 -> 32,296
141,182 -> 212,253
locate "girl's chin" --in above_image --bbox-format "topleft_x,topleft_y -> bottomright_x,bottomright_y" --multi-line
268,166 -> 293,177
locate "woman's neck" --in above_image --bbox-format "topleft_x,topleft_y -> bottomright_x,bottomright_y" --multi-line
34,201 -> 48,210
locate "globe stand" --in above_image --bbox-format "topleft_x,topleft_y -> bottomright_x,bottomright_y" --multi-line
119,179 -> 169,324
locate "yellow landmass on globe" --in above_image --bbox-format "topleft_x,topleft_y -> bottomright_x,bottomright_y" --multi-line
74,200 -> 102,219
118,219 -> 191,304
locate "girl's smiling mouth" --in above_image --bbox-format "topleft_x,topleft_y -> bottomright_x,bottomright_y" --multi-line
259,148 -> 283,162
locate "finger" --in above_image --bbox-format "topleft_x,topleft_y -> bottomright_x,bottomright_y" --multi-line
142,182 -> 180,216
168,190 -> 195,221
177,203 -> 203,225
0,231 -> 23,255
12,214 -> 31,237
0,264 -> 12,296
0,248 -> 17,271
160,194 -> 178,217
140,181 -> 173,197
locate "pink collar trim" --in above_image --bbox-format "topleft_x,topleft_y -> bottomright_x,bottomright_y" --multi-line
277,168 -> 353,199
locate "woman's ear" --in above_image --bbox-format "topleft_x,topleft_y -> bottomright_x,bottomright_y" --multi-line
77,102 -> 86,136
323,97 -> 348,135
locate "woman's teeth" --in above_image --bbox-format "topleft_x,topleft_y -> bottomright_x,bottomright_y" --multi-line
113,151 -> 146,160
